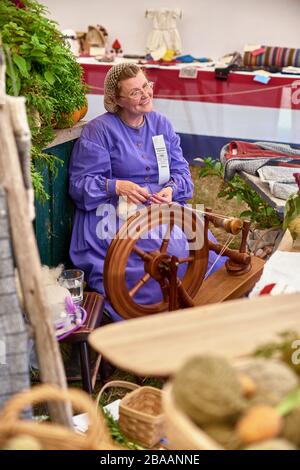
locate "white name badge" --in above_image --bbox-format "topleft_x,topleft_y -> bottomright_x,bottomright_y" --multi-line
152,134 -> 170,185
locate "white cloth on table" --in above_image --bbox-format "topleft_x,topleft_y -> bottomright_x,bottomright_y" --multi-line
145,9 -> 182,54
249,250 -> 300,297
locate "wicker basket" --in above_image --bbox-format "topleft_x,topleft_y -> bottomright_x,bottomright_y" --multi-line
0,384 -> 117,450
96,380 -> 164,448
163,382 -> 222,450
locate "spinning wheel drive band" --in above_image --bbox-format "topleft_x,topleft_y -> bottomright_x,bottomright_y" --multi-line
104,204 -> 209,319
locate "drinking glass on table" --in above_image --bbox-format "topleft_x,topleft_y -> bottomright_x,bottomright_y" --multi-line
58,269 -> 84,304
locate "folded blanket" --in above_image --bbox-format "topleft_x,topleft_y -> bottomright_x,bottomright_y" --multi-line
269,182 -> 298,200
258,165 -> 300,184
257,165 -> 298,199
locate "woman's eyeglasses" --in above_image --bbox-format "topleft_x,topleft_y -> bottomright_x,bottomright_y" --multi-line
119,81 -> 154,100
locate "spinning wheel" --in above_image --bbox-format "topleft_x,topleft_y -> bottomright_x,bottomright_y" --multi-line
104,204 -> 264,319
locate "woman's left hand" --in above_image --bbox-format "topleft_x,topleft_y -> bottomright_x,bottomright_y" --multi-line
150,186 -> 173,204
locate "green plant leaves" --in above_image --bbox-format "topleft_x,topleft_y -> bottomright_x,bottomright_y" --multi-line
239,210 -> 253,218
1,0 -> 86,201
31,33 -> 42,48
199,158 -> 282,229
44,71 -> 55,85
277,388 -> 300,416
198,157 -> 224,178
12,53 -> 29,78
283,194 -> 299,230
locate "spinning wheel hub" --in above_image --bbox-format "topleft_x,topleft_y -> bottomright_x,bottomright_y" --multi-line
144,252 -> 177,281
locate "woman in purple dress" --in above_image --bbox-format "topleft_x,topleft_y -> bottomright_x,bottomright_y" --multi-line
69,63 -> 225,321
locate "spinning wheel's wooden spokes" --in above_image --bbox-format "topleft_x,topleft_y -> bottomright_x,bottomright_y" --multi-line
129,273 -> 151,298
160,216 -> 175,253
132,246 -> 153,261
177,280 -> 195,308
177,256 -> 194,264
104,204 -> 208,319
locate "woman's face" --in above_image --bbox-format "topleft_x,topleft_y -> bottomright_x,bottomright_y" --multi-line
116,71 -> 153,115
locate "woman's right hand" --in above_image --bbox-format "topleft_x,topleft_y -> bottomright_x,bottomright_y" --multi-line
116,180 -> 150,204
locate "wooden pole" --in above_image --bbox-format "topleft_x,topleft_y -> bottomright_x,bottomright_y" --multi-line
0,100 -> 73,427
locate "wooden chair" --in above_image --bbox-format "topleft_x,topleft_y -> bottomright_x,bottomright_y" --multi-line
61,291 -> 104,394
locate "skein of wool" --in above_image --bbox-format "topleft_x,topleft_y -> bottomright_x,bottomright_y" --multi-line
238,358 -> 299,402
172,355 -> 247,427
282,407 -> 300,447
203,423 -> 241,450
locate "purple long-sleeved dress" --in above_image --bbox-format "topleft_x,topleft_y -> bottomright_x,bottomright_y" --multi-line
69,111 -> 225,321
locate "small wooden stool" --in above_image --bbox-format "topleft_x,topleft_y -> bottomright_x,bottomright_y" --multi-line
61,291 -> 104,394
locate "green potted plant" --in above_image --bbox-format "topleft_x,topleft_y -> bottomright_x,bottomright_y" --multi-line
283,173 -> 300,249
0,0 -> 87,201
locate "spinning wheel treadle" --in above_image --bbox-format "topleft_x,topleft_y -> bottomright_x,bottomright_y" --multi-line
104,204 -> 264,319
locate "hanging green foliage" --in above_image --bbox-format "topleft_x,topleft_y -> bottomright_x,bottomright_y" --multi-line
0,0 -> 87,201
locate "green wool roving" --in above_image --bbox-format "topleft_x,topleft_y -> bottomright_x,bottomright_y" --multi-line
172,355 -> 247,427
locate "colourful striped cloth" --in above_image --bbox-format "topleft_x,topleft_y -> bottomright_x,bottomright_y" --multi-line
243,46 -> 300,67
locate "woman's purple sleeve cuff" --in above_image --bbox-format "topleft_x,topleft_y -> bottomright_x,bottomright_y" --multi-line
106,178 -> 117,195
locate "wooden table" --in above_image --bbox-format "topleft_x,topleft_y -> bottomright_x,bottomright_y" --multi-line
89,293 -> 300,377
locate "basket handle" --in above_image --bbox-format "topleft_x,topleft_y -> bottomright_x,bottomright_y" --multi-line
0,384 -> 108,449
96,380 -> 140,410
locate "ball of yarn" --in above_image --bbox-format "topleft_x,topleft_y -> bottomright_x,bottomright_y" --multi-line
243,438 -> 296,450
236,405 -> 282,444
247,389 -> 278,408
282,407 -> 300,447
172,355 -> 247,426
238,358 -> 299,402
203,423 -> 241,450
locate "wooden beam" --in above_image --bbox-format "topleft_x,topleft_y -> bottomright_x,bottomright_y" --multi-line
0,100 -> 72,426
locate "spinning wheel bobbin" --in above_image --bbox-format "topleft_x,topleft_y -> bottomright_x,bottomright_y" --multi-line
205,208 -> 252,276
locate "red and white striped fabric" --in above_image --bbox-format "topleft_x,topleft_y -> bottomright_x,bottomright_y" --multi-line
79,60 -> 300,160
